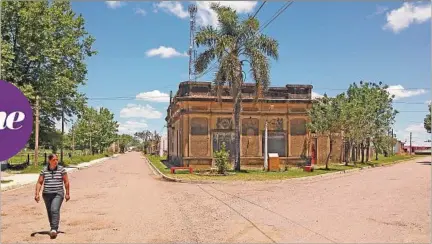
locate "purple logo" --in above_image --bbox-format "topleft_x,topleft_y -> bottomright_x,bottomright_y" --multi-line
0,80 -> 33,161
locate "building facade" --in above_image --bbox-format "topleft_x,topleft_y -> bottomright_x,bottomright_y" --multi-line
159,136 -> 168,157
166,81 -> 341,169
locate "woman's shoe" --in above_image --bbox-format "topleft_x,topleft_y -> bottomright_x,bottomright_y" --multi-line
49,230 -> 57,239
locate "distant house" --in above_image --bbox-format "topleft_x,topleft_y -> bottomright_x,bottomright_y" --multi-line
159,136 -> 168,157
403,145 -> 431,154
394,141 -> 405,154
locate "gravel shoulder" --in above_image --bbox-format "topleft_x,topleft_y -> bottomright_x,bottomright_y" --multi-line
1,152 -> 430,243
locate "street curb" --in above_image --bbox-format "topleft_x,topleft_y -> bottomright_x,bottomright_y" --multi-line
144,157 -> 183,183
1,154 -> 121,192
145,155 -> 429,185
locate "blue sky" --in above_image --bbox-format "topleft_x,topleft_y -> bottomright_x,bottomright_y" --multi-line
67,1 -> 430,146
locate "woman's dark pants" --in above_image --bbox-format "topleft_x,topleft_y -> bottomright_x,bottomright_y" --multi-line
42,193 -> 63,231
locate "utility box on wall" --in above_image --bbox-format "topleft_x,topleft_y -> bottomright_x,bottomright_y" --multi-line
268,153 -> 280,171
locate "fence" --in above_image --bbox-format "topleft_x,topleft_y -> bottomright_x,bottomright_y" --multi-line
6,151 -> 87,168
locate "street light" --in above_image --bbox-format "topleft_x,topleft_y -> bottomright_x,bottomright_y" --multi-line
264,105 -> 274,171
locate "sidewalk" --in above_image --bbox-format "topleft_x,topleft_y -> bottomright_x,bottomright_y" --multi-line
0,154 -> 120,192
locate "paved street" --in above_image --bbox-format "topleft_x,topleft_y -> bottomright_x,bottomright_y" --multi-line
1,152 -> 430,243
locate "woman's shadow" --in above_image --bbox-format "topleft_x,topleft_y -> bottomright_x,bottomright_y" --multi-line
30,231 -> 65,239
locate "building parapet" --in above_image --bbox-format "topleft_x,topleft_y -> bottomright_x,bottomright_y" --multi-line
167,81 -> 314,118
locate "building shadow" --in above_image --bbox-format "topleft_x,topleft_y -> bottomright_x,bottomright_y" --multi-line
30,231 -> 65,238
416,161 -> 431,165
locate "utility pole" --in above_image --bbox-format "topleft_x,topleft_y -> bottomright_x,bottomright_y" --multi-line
88,120 -> 92,155
264,120 -> 268,171
409,132 -> 413,155
188,4 -> 197,81
90,129 -> 93,155
391,128 -> 394,156
263,105 -> 274,171
34,95 -> 40,166
60,105 -> 64,165
71,121 -> 75,153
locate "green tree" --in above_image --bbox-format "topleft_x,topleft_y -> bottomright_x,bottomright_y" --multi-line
1,1 -> 96,162
135,130 -> 152,153
339,82 -> 397,163
118,134 -> 134,153
152,130 -> 161,155
307,94 -> 344,170
424,104 -> 431,133
73,106 -> 118,154
194,4 -> 278,171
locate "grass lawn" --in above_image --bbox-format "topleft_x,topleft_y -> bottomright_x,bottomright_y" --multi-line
146,154 -> 422,182
6,153 -> 113,174
344,154 -> 421,167
7,149 -> 90,165
1,180 -> 13,184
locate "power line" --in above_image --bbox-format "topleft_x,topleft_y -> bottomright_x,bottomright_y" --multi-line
314,87 -> 430,91
196,1 -> 293,79
260,1 -> 293,32
83,98 -> 431,111
252,1 -> 267,18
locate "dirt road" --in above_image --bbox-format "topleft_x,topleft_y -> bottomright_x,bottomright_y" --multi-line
1,152 -> 430,243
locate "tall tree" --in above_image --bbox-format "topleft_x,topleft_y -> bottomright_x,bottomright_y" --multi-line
194,4 -> 278,171
339,82 -> 397,163
307,94 -> 344,170
424,104 -> 431,133
135,130 -> 152,153
118,134 -> 134,153
1,1 -> 96,163
73,106 -> 118,154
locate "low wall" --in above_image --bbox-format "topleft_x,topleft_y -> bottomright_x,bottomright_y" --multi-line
181,156 -> 306,170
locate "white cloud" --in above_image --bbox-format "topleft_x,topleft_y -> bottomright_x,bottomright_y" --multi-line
154,1 -> 257,27
196,1 -> 257,27
135,7 -> 147,16
311,91 -> 323,99
397,123 -> 431,147
105,1 -> 125,9
136,90 -> 170,103
120,104 -> 163,119
118,120 -> 148,135
145,46 -> 188,58
383,2 -> 431,33
406,123 -> 426,133
154,1 -> 189,19
386,85 -> 427,100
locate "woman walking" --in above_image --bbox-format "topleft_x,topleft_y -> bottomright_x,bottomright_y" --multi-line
35,154 -> 70,239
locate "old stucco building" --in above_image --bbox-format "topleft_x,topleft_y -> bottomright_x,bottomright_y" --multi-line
166,81 -> 342,169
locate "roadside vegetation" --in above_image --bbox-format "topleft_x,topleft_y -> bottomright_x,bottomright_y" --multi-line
6,153 -> 113,174
2,2 -> 142,174
146,154 -> 421,182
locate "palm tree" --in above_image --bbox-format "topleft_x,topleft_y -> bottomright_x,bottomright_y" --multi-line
194,4 -> 279,171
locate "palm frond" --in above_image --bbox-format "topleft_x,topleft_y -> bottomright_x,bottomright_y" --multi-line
244,44 -> 270,99
195,48 -> 215,74
211,3 -> 239,35
256,34 -> 279,60
195,26 -> 218,48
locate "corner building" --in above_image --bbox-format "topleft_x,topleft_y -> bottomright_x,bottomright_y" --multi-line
166,81 -> 342,169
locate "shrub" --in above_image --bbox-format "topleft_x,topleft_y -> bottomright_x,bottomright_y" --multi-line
214,143 -> 230,174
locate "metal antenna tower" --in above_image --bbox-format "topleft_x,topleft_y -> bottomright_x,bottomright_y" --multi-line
188,4 -> 197,82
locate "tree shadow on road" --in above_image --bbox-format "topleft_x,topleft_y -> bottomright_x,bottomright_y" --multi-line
416,161 -> 431,165
30,231 -> 65,239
